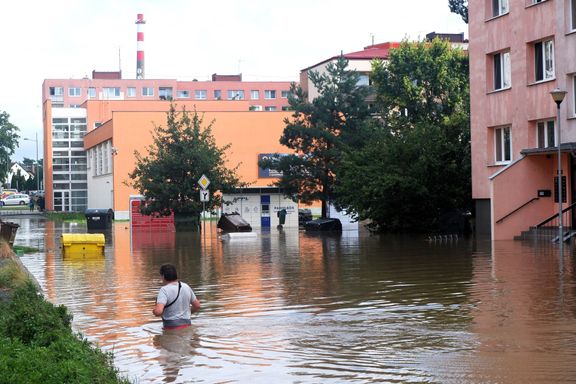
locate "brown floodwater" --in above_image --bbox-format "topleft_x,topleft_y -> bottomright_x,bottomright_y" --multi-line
10,217 -> 576,383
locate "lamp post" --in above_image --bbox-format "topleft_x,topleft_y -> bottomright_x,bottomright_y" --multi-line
23,132 -> 40,193
551,88 -> 567,244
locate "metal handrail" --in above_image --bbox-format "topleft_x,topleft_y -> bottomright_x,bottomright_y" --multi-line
535,201 -> 576,228
495,197 -> 539,224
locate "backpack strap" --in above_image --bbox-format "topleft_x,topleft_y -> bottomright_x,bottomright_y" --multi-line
164,282 -> 182,309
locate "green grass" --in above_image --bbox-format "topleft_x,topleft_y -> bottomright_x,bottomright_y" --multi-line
44,212 -> 87,223
0,250 -> 131,384
12,245 -> 39,254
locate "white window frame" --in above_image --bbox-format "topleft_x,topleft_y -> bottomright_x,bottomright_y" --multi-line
534,39 -> 554,82
194,90 -> 207,100
227,90 -> 244,100
214,90 -> 222,100
68,87 -> 81,97
281,90 -> 290,98
264,90 -> 276,99
251,90 -> 260,100
177,90 -> 190,98
492,0 -> 509,17
264,106 -> 277,111
537,119 -> 556,148
494,126 -> 512,164
493,51 -> 511,90
87,87 -> 96,98
127,87 -> 136,97
142,87 -> 154,97
103,87 -> 121,98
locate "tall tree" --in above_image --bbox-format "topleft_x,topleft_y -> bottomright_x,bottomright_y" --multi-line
335,39 -> 471,232
128,105 -> 243,231
259,57 -> 372,217
0,111 -> 20,186
449,0 -> 468,23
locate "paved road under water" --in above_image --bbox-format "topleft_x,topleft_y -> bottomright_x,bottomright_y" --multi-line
9,217 -> 576,383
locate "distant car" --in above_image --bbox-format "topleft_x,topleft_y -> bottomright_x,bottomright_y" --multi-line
0,193 -> 30,206
0,189 -> 18,199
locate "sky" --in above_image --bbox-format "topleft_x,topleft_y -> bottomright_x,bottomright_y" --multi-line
0,0 -> 467,161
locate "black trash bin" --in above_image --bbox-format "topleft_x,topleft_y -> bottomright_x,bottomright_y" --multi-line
85,209 -> 114,230
217,213 -> 252,232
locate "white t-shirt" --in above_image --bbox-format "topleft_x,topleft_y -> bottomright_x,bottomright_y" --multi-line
156,281 -> 197,328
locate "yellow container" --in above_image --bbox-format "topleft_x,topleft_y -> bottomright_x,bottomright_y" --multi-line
61,233 -> 105,255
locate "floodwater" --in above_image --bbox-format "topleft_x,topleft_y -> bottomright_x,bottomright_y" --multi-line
10,217 -> 576,383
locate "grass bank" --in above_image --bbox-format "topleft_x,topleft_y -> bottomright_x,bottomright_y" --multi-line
0,242 -> 130,384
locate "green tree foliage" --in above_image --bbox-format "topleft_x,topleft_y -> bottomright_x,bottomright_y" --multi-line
335,39 -> 471,232
449,0 -> 468,23
128,104 -> 243,230
0,111 -> 20,185
259,57 -> 372,217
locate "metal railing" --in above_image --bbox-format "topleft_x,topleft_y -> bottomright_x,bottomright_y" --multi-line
535,201 -> 576,231
495,197 -> 539,224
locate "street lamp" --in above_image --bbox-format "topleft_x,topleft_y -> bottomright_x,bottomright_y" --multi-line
23,132 -> 40,193
551,88 -> 567,244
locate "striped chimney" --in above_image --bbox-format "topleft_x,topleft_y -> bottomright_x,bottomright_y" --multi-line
136,13 -> 145,79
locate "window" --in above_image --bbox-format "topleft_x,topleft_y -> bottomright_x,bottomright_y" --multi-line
493,51 -> 511,90
494,126 -> 512,163
127,87 -> 136,97
281,90 -> 290,98
142,87 -> 154,97
87,87 -> 96,98
250,105 -> 263,111
534,40 -> 554,82
492,0 -> 509,17
537,120 -> 555,148
357,75 -> 370,87
227,90 -> 245,100
282,105 -> 291,111
214,90 -> 222,100
177,90 -> 190,98
159,87 -> 173,100
571,0 -> 576,31
49,87 -> 64,96
251,90 -> 260,100
103,87 -> 120,98
265,106 -> 277,111
68,87 -> 81,97
573,75 -> 576,116
195,90 -> 207,100
264,90 -> 276,99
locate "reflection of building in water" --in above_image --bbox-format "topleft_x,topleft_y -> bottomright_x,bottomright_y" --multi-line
465,241 -> 576,382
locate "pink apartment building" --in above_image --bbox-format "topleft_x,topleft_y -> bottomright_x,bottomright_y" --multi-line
469,0 -> 576,240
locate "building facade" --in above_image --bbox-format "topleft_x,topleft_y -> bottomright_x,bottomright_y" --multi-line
42,72 -> 292,214
469,0 -> 576,239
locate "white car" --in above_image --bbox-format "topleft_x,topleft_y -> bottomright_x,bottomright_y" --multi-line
0,193 -> 30,206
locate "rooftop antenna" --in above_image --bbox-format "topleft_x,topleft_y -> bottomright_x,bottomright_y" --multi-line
371,33 -> 374,46
135,13 -> 146,79
118,46 -> 121,73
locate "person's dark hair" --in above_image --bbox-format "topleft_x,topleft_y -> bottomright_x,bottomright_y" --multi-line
159,264 -> 178,281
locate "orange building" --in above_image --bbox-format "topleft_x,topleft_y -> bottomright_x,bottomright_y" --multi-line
42,72 -> 294,225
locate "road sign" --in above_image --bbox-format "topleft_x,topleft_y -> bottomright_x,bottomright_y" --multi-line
198,174 -> 210,190
200,190 -> 210,202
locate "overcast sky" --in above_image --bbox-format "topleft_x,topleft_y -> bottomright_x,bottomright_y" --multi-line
1,0 -> 467,161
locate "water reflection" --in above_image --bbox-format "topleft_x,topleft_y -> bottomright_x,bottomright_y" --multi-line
11,218 -> 576,383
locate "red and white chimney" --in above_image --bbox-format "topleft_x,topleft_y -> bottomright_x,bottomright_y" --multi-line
135,14 -> 146,79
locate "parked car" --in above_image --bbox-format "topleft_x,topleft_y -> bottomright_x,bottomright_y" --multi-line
0,189 -> 18,199
0,193 -> 30,206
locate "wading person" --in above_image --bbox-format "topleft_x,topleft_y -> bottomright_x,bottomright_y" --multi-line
153,264 -> 201,330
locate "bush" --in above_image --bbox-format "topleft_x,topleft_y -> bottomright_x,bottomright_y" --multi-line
0,283 -> 130,384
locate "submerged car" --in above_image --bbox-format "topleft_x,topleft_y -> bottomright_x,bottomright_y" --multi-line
0,193 -> 30,206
